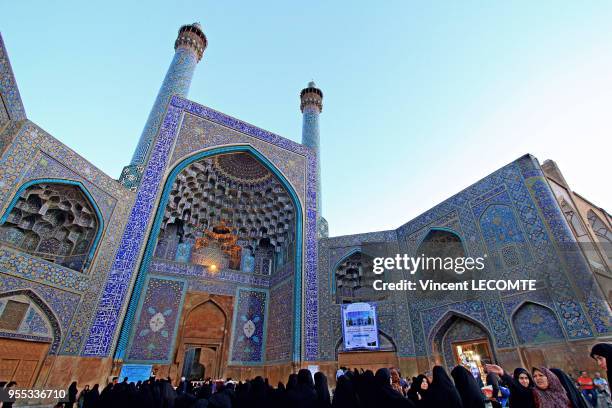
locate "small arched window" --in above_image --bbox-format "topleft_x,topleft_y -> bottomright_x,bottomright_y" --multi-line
334,251 -> 386,303
560,200 -> 588,238
587,210 -> 612,265
0,182 -> 100,272
416,229 -> 467,286
588,210 -> 612,245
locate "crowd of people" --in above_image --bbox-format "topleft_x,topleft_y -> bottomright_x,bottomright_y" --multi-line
49,343 -> 611,408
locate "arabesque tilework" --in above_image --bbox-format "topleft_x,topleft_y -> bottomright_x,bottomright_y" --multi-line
126,276 -> 187,363
229,287 -> 268,364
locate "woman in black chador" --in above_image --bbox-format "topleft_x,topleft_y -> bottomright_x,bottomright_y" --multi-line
332,374 -> 362,408
422,366 -> 463,408
314,371 -> 332,408
485,364 -> 535,408
82,384 -> 99,408
287,369 -> 317,408
66,381 -> 78,408
406,375 -> 429,405
373,368 -> 415,408
550,368 -> 589,408
451,365 -> 486,408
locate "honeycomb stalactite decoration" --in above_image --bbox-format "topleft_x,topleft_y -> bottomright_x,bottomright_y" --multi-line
0,183 -> 99,272
335,252 -> 386,303
157,153 -> 296,273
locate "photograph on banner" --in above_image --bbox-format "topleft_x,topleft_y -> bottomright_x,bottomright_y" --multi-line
341,302 -> 379,351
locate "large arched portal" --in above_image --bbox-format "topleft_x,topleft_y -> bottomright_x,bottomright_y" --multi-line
120,148 -> 302,379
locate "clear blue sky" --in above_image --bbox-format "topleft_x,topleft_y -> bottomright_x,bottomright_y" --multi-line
2,1 -> 610,237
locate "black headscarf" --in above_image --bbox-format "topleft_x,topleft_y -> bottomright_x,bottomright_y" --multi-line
286,373 -> 298,391
450,366 -> 485,408
298,368 -> 315,388
68,381 -> 78,403
550,368 -> 588,408
287,369 -> 318,408
513,368 -> 534,387
332,374 -> 362,408
138,381 -> 155,408
98,383 -> 114,408
502,368 -> 535,408
423,366 -> 463,408
373,368 -> 415,408
249,376 -> 270,406
271,382 -> 286,408
84,384 -> 100,408
591,343 -> 612,381
357,369 -> 376,408
208,390 -> 232,408
407,375 -> 428,404
314,372 -> 332,408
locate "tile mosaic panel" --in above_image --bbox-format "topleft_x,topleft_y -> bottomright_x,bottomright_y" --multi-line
0,120 -> 134,355
266,278 -> 294,363
126,276 -> 187,363
229,287 -> 268,364
0,283 -> 73,353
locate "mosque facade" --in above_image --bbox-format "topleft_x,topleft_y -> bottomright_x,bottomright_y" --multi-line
0,23 -> 610,390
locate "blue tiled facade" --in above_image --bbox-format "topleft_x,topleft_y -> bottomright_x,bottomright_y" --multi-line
0,26 -> 610,387
317,155 -> 611,366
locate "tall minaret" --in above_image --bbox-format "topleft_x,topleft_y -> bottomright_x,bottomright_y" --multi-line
119,23 -> 207,189
300,81 -> 328,238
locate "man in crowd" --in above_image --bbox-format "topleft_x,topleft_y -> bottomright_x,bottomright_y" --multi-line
593,372 -> 612,408
577,370 -> 598,407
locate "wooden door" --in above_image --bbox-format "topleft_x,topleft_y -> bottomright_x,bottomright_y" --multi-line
0,337 -> 49,387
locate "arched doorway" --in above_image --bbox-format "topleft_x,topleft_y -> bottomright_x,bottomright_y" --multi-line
177,300 -> 229,380
431,312 -> 495,381
0,290 -> 61,387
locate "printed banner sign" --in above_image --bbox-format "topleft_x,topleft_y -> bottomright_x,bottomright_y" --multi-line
119,364 -> 153,383
341,302 -> 379,351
